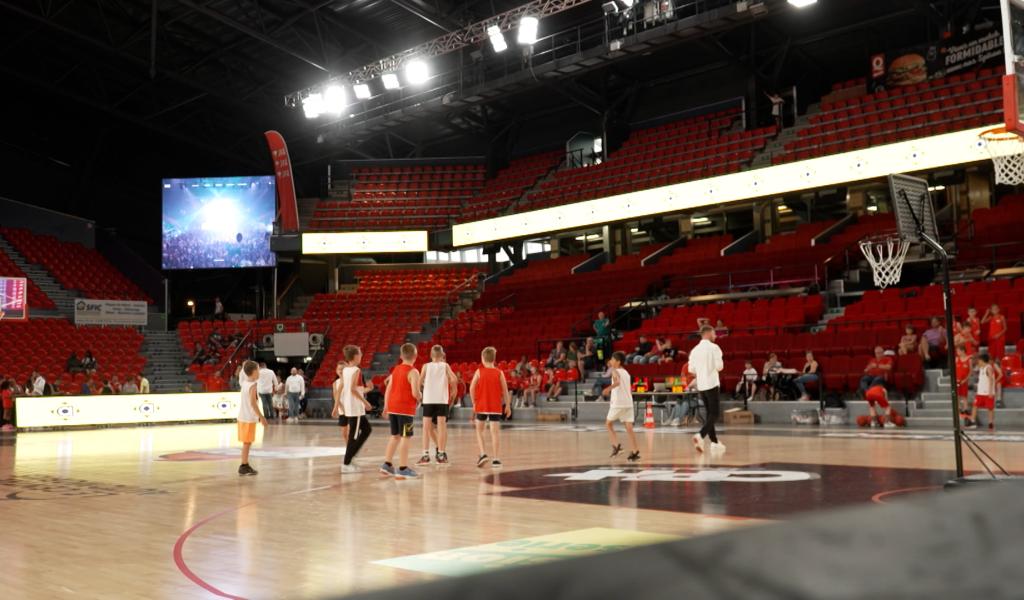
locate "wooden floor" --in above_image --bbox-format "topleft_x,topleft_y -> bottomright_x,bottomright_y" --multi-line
1,421 -> 1022,599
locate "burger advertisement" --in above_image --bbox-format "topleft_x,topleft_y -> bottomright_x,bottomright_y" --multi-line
870,30 -> 1003,91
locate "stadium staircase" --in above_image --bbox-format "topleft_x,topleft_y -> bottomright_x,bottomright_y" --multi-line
286,294 -> 315,319
0,234 -> 75,318
140,330 -> 200,393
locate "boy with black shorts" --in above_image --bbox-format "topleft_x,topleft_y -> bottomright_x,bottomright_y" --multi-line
470,346 -> 511,468
381,344 -> 421,480
418,345 -> 457,465
338,346 -> 373,473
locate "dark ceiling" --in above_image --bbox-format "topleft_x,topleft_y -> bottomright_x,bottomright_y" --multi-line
0,0 -> 999,255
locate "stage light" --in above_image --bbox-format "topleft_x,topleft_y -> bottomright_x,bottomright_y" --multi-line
593,137 -> 603,154
691,216 -> 710,224
405,59 -> 429,85
186,300 -> 194,307
487,25 -> 508,53
382,73 -> 400,89
353,83 -> 371,99
620,0 -> 634,7
301,92 -> 323,118
787,0 -> 817,7
518,16 -> 539,45
324,85 -> 346,115
602,1 -> 618,14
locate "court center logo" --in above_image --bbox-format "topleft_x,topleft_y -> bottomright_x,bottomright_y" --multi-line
488,463 -> 953,518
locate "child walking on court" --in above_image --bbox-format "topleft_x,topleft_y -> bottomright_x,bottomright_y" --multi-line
603,352 -> 640,461
418,344 -> 457,465
237,360 -> 267,476
470,346 -> 511,468
338,346 -> 374,473
965,353 -> 998,430
381,344 -> 422,479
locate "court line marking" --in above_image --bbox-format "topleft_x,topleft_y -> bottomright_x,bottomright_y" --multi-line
172,483 -> 339,599
871,486 -> 943,504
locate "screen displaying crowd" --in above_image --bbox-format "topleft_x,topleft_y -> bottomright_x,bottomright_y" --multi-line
162,176 -> 277,270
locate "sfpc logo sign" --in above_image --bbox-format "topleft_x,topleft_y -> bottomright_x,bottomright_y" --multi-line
75,300 -> 103,313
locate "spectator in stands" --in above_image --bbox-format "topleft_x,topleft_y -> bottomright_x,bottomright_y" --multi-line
627,335 -> 655,364
762,354 -> 783,401
858,346 -> 893,397
735,361 -> 758,405
919,317 -> 947,368
81,351 -> 97,374
513,355 -> 530,378
29,371 -> 46,396
66,352 -> 83,374
121,377 -> 139,394
714,319 -> 730,338
566,342 -> 580,373
794,351 -> 820,401
766,91 -> 785,130
578,337 -> 598,376
669,362 -> 698,426
109,375 -> 122,394
138,374 -> 150,394
898,325 -> 919,356
213,296 -> 225,321
966,307 -> 982,349
655,337 -> 678,364
954,319 -> 978,357
80,377 -> 94,395
100,379 -> 114,395
546,341 -> 567,369
285,368 -> 306,422
593,311 -> 611,353
523,367 -> 541,407
983,304 -> 1008,361
545,368 -> 563,401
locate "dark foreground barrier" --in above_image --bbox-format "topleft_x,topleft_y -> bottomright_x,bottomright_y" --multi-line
341,481 -> 1024,599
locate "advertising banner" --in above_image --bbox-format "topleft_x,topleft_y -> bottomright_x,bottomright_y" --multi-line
870,30 -> 1003,91
15,392 -> 240,429
74,298 -> 148,326
264,130 -> 300,233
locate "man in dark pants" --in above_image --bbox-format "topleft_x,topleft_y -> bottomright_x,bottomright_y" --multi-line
688,325 -> 725,454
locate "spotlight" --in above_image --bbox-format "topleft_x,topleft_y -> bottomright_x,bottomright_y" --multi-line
353,83 -> 371,99
487,25 -> 508,53
620,0 -> 634,6
302,92 -> 324,119
382,73 -> 400,89
324,85 -> 346,115
405,59 -> 429,85
602,1 -> 618,14
517,16 -> 538,45
787,0 -> 816,7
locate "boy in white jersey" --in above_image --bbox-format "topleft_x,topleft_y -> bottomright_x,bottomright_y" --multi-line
418,345 -> 458,465
602,352 -> 640,462
337,345 -> 374,473
965,353 -> 999,431
237,360 -> 266,476
331,360 -> 349,446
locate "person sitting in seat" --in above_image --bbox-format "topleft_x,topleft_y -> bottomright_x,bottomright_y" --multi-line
898,325 -> 918,356
578,337 -> 597,376
858,346 -> 893,397
655,338 -> 677,364
714,319 -> 730,338
81,351 -> 97,374
762,353 -> 784,401
668,362 -> 699,427
735,360 -> 758,404
918,317 -> 947,368
627,336 -> 654,364
66,352 -> 83,374
512,355 -> 530,378
546,341 -> 568,370
794,351 -> 820,401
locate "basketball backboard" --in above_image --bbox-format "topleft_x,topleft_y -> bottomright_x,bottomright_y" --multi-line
887,174 -> 938,245
1001,0 -> 1024,134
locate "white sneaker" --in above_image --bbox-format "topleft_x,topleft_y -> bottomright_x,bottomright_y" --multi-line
709,442 -> 727,454
692,433 -> 705,453
341,464 -> 359,473
670,418 -> 680,427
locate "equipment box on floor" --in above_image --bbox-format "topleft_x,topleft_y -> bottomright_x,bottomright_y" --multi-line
724,409 -> 754,425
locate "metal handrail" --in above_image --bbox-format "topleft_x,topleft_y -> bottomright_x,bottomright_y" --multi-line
216,327 -> 254,381
663,264 -> 823,296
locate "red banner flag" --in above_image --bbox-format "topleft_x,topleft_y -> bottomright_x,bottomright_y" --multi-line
264,130 -> 300,233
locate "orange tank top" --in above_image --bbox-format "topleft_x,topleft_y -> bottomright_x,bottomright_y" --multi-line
474,366 -> 504,414
387,363 -> 417,416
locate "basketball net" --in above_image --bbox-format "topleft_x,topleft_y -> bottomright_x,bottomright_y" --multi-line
980,127 -> 1024,185
859,235 -> 910,289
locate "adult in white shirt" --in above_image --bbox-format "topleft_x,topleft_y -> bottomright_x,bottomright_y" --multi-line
256,362 -> 279,424
688,325 -> 725,454
285,368 -> 306,422
31,372 -> 46,396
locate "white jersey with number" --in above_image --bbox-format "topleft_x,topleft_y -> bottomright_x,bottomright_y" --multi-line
421,362 -> 450,405
977,364 -> 995,396
609,367 -> 632,408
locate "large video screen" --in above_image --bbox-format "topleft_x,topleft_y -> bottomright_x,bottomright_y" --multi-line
162,176 -> 277,270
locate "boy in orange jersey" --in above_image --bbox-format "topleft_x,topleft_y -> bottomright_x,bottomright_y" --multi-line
955,345 -> 972,419
470,346 -> 511,468
380,344 -> 422,480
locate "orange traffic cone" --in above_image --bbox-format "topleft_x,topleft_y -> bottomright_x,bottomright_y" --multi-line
644,401 -> 655,429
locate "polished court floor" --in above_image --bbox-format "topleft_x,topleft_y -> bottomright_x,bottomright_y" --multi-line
1,420 -> 1022,599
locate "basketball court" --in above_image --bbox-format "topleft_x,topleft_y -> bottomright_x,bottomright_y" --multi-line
1,421 -> 1021,598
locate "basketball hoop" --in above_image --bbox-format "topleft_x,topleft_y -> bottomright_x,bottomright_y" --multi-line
980,127 -> 1024,185
859,234 -> 910,289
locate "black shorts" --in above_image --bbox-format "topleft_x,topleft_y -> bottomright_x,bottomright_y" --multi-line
422,404 -> 450,419
475,413 -> 502,422
338,415 -> 347,427
389,414 -> 415,437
